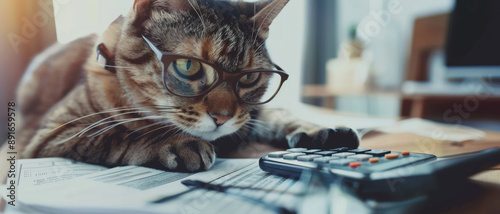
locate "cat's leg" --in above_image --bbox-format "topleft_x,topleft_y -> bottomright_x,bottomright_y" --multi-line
156,134 -> 215,172
23,97 -> 216,172
256,108 -> 360,149
24,125 -> 216,172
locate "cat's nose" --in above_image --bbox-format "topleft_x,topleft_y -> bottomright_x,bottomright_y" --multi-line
209,112 -> 233,126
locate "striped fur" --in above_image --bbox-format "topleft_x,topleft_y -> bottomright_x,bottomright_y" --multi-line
18,0 -> 359,172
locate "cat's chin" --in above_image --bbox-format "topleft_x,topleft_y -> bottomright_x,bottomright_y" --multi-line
185,128 -> 236,142
177,114 -> 241,141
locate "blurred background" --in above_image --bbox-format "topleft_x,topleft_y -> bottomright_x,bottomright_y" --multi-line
1,0 -> 499,143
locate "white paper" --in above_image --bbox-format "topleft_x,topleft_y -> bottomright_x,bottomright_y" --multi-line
148,162 -> 304,214
267,103 -> 398,130
15,157 -> 107,188
13,159 -> 255,213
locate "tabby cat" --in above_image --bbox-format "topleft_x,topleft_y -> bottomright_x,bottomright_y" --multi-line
16,0 -> 359,172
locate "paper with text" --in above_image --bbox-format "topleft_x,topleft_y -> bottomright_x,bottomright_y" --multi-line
15,159 -> 255,212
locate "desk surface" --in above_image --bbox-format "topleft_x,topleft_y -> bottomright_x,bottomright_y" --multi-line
303,85 -> 500,99
1,121 -> 498,213
229,130 -> 500,214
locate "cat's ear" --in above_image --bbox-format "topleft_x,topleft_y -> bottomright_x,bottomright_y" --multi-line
133,0 -> 194,13
131,0 -> 195,29
251,0 -> 289,39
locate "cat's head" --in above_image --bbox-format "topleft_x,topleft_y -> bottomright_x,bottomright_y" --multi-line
112,0 -> 289,141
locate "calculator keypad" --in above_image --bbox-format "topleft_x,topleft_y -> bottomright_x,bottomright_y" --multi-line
266,148 -> 435,173
286,148 -> 308,153
303,149 -> 322,155
329,159 -> 352,166
332,152 -> 356,158
347,154 -> 373,161
313,157 -> 340,163
268,151 -> 290,158
314,151 -> 337,156
297,155 -> 322,161
283,153 -> 306,160
365,150 -> 391,156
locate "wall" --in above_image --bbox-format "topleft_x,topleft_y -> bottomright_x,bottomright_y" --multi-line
265,0 -> 307,107
54,0 -> 134,44
0,0 -> 57,143
336,0 -> 455,88
332,0 -> 455,116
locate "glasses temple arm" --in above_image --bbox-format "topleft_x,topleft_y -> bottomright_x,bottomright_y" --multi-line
142,35 -> 163,61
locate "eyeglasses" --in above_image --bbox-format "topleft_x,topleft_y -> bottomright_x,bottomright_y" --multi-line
142,35 -> 289,105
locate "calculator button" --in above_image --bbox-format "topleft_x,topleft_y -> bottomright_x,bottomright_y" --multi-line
349,162 -> 362,168
283,153 -> 306,160
346,154 -> 373,161
268,151 -> 289,158
329,159 -> 352,166
331,152 -> 356,158
331,147 -> 349,152
297,155 -> 323,161
401,151 -> 410,156
286,148 -> 308,153
365,150 -> 391,156
385,153 -> 399,159
303,149 -> 322,155
348,148 -> 371,154
313,156 -> 340,163
314,151 -> 337,156
369,158 -> 379,163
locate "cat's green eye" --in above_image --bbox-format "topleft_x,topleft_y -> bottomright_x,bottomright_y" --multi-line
173,59 -> 203,79
238,73 -> 261,88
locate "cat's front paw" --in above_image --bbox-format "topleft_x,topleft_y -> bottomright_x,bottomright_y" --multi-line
288,127 -> 360,150
160,138 -> 215,172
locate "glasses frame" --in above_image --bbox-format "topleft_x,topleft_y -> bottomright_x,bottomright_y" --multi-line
142,35 -> 289,105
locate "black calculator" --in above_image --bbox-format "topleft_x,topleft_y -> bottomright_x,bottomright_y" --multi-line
259,147 -> 500,200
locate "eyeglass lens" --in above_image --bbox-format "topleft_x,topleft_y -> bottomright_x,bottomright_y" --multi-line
164,58 -> 283,104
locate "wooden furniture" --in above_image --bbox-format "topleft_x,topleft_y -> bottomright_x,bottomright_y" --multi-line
307,13 -> 500,119
401,13 -> 500,119
407,13 -> 449,82
303,85 -> 500,119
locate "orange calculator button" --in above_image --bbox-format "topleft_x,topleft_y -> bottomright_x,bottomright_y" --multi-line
385,154 -> 399,159
349,162 -> 361,168
369,158 -> 379,163
401,151 -> 410,155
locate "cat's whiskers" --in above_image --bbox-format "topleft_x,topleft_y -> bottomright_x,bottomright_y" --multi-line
246,119 -> 271,129
77,110 -> 153,138
253,0 -> 285,54
126,121 -> 169,139
84,115 -> 171,136
229,129 -> 246,142
77,106 -> 178,137
46,106 -> 153,134
52,104 -> 180,145
250,2 -> 256,48
46,105 -> 177,134
49,110 -> 153,145
187,0 -> 206,38
134,123 -> 177,140
243,119 -> 272,137
254,41 -> 267,54
161,128 -> 183,145
159,125 -> 179,140
88,115 -> 172,137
